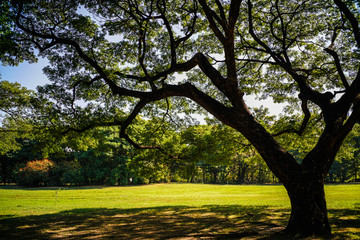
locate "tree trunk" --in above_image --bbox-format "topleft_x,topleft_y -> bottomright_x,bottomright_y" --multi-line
284,180 -> 331,237
237,162 -> 248,184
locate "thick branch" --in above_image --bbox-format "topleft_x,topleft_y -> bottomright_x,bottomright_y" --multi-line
338,95 -> 360,140
324,48 -> 349,89
248,0 -> 333,110
228,0 -> 242,30
214,0 -> 227,24
334,0 -> 360,48
197,0 -> 227,43
61,119 -> 123,135
273,98 -> 311,137
248,0 -> 285,64
275,0 -> 291,64
156,0 -> 176,66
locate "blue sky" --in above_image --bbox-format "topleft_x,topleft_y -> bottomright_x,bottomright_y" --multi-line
0,58 -> 49,90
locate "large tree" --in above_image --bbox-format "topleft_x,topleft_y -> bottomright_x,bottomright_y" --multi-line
1,0 -> 360,237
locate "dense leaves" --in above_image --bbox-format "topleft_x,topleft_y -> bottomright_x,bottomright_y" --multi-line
0,80 -> 37,153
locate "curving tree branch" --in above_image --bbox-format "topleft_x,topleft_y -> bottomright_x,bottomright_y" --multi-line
334,0 -> 360,48
273,98 -> 311,137
324,48 -> 349,89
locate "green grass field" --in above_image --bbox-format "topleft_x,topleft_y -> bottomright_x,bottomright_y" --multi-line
0,183 -> 359,239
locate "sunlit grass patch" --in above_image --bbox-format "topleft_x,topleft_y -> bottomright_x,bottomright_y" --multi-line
0,183 -> 359,239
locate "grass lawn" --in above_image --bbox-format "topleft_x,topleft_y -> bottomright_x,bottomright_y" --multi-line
0,183 -> 359,239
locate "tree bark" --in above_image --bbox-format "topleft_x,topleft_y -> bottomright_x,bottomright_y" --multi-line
284,179 -> 331,237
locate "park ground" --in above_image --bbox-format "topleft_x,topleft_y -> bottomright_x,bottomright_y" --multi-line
0,183 -> 359,239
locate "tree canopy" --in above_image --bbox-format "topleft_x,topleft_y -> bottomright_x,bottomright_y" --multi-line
1,0 -> 360,237
0,80 -> 37,153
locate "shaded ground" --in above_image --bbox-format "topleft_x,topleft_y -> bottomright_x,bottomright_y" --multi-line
0,205 -> 359,239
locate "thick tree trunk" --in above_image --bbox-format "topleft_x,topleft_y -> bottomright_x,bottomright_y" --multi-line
284,180 -> 331,237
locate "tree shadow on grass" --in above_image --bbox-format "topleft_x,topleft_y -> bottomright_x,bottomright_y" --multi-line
328,208 -> 360,239
0,206 -> 359,240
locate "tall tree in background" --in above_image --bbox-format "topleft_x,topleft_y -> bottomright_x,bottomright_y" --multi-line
0,80 -> 37,153
1,0 -> 360,237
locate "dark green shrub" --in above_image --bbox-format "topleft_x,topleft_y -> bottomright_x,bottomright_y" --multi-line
57,161 -> 83,185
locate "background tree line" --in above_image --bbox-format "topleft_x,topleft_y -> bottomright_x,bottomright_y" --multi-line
1,116 -> 359,186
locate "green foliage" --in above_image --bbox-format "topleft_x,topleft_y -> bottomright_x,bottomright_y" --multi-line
129,151 -> 170,184
125,118 -> 280,184
58,161 -> 84,185
0,2 -> 37,66
2,125 -> 134,186
0,80 -> 38,154
3,115 -> 359,186
327,125 -> 360,182
0,138 -> 45,185
74,149 -> 127,185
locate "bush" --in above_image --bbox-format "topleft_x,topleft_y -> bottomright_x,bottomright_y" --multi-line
59,161 -> 84,185
16,159 -> 55,186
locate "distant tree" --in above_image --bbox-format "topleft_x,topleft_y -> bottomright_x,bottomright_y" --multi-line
230,153 -> 250,183
63,127 -> 134,185
3,0 -> 360,236
180,124 -> 245,183
15,158 -> 55,186
351,132 -> 360,182
324,125 -> 360,182
0,138 -> 44,185
0,80 -> 37,154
